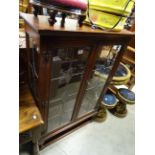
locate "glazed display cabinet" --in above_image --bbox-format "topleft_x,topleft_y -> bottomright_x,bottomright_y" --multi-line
20,13 -> 134,148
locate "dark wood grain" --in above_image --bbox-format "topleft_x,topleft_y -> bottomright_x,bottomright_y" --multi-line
40,111 -> 97,143
22,12 -> 134,148
71,45 -> 102,121
20,13 -> 134,36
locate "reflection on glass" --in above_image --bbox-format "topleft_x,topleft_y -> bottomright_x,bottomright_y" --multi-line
29,45 -> 39,100
48,47 -> 90,132
79,74 -> 106,116
78,45 -> 119,117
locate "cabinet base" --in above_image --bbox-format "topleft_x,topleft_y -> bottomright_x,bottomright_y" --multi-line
39,111 -> 97,149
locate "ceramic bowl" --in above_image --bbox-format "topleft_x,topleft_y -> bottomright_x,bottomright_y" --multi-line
117,88 -> 135,104
101,94 -> 117,109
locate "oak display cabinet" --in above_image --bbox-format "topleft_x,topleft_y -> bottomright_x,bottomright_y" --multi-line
20,13 -> 134,148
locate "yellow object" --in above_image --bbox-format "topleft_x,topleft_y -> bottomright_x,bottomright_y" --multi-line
19,0 -> 29,12
86,0 -> 135,31
19,18 -> 24,27
85,9 -> 127,31
19,0 -> 29,28
89,0 -> 134,16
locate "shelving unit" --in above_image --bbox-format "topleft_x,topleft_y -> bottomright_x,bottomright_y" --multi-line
20,12 -> 134,149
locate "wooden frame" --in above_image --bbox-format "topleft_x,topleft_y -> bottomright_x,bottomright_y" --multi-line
21,13 -> 134,149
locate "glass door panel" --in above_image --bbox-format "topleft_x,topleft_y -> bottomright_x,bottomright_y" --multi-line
78,45 -> 121,117
48,47 -> 91,132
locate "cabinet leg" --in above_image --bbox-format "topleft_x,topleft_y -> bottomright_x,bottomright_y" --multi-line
33,5 -> 39,17
33,5 -> 43,17
48,10 -> 57,26
32,127 -> 42,155
78,15 -> 86,27
61,13 -> 67,27
33,141 -> 40,155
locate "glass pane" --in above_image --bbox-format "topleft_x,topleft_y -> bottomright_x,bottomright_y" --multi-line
48,47 -> 91,132
28,44 -> 39,100
78,45 -> 121,117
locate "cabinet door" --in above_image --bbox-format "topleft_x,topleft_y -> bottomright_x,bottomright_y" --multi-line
78,45 -> 121,117
48,47 -> 92,132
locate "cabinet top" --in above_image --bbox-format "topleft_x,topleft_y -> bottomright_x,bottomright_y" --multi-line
20,13 -> 134,37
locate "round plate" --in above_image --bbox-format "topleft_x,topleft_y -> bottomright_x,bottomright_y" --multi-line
95,62 -> 131,82
101,94 -> 117,109
117,88 -> 135,104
